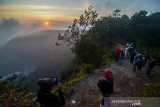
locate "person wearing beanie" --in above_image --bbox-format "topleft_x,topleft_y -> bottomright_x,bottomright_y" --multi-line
97,69 -> 113,107
37,78 -> 65,107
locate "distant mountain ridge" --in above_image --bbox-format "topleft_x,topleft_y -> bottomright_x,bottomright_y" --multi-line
0,29 -> 72,76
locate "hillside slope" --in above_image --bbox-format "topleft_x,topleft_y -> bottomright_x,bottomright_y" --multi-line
0,30 -> 72,76
0,30 -> 73,91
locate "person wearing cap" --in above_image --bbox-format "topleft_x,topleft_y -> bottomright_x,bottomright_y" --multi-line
97,69 -> 113,107
37,78 -> 65,107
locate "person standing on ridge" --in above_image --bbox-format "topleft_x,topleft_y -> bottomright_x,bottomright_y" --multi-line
133,54 -> 145,76
145,58 -> 156,78
119,50 -> 124,65
115,48 -> 121,63
98,69 -> 113,107
130,48 -> 136,64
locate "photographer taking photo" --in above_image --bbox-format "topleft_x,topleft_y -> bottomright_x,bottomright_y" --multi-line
37,77 -> 65,107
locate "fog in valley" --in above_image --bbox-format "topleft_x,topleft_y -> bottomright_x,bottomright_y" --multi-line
0,18 -> 73,90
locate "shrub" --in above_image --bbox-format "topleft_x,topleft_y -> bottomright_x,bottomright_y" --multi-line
140,72 -> 160,96
79,63 -> 95,73
0,75 -> 34,107
102,50 -> 115,66
59,58 -> 79,81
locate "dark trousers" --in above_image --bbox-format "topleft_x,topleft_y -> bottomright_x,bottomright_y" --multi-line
116,55 -> 119,62
130,56 -> 134,64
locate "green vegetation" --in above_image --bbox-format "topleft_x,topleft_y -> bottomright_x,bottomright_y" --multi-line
140,72 -> 160,96
62,72 -> 85,90
58,59 -> 95,91
0,75 -> 35,107
102,50 -> 116,67
78,63 -> 94,74
1,6 -> 160,106
137,47 -> 160,65
58,6 -> 160,97
59,7 -> 160,69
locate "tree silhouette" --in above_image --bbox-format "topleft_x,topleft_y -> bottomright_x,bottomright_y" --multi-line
58,6 -> 98,46
113,9 -> 121,18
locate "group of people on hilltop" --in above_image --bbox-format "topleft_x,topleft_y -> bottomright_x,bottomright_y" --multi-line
115,43 -> 156,78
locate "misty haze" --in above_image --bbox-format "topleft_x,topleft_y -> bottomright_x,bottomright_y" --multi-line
0,29 -> 72,77
0,0 -> 160,107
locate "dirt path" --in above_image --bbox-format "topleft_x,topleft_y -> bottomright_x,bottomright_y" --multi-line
64,58 -> 150,107
63,44 -> 152,107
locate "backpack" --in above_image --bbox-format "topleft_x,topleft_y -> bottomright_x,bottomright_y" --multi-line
98,78 -> 113,96
137,59 -> 146,67
128,47 -> 134,56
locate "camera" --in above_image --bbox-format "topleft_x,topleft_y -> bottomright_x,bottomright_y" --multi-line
37,77 -> 61,90
52,77 -> 61,86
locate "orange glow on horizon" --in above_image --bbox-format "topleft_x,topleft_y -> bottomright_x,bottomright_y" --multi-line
41,20 -> 53,29
0,4 -> 80,22
45,21 -> 49,25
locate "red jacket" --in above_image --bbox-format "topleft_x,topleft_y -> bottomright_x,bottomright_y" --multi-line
115,48 -> 121,56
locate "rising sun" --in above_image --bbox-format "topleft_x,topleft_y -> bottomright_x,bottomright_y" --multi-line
45,21 -> 49,25
43,21 -> 52,29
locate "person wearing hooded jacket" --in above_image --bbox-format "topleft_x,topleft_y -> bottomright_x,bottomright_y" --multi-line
37,78 -> 65,107
97,69 -> 113,107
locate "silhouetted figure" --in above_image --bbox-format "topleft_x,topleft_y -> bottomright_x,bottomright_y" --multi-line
98,69 -> 113,107
145,58 -> 156,78
133,54 -> 145,76
119,50 -> 124,65
143,50 -> 151,63
130,49 -> 136,64
120,50 -> 125,60
37,78 -> 65,107
115,48 -> 121,62
133,54 -> 139,72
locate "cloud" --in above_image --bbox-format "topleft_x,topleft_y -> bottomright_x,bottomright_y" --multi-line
1,0 -> 160,19
51,20 -> 72,30
0,4 -> 84,21
0,18 -> 41,46
82,0 -> 160,17
0,17 -> 72,47
0,18 -> 18,36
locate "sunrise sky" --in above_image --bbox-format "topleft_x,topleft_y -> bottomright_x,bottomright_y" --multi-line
0,0 -> 160,30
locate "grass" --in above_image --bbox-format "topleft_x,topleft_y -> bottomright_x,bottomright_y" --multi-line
139,72 -> 160,97
101,50 -> 115,67
62,72 -> 85,89
52,49 -> 115,94
52,71 -> 86,93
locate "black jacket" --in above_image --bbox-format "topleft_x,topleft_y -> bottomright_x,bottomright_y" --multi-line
97,78 -> 113,97
37,89 -> 65,107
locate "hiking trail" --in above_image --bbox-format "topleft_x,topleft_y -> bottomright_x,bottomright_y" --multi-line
64,59 -> 149,107
64,44 -> 150,107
